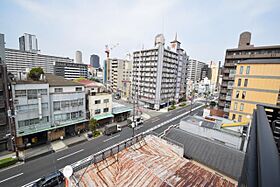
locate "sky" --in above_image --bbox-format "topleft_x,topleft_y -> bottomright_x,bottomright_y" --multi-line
0,0 -> 280,65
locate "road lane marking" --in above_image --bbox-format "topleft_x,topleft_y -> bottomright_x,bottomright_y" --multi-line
103,134 -> 120,143
151,118 -> 160,123
166,113 -> 172,117
57,149 -> 84,161
0,173 -> 23,184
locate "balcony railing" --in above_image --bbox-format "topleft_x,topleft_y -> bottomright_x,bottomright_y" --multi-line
238,104 -> 280,187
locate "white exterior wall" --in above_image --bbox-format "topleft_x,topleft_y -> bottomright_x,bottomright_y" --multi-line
49,85 -> 86,126
179,121 -> 243,150
12,83 -> 51,137
88,94 -> 112,118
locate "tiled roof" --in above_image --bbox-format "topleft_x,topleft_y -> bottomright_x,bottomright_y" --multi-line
72,135 -> 237,187
165,128 -> 245,180
75,79 -> 104,88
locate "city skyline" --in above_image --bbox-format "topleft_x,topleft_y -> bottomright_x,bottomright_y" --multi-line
1,0 -> 280,64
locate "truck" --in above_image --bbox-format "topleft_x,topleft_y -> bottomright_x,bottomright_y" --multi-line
104,123 -> 122,135
127,116 -> 143,128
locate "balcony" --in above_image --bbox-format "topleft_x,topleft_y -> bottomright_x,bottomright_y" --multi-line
220,89 -> 227,94
239,104 -> 280,187
223,69 -> 230,73
224,62 -> 236,67
220,95 -> 226,100
224,107 -> 230,112
226,95 -> 232,101
226,52 -> 280,60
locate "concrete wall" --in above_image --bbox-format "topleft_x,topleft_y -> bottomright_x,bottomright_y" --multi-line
88,93 -> 112,118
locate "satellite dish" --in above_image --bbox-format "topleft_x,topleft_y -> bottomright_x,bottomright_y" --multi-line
63,165 -> 73,178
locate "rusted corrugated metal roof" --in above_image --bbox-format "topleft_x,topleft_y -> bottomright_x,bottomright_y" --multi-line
72,136 -> 237,187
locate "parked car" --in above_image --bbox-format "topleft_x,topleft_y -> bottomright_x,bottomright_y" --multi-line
104,123 -> 121,135
32,171 -> 64,187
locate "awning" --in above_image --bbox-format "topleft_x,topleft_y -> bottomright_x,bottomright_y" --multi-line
112,106 -> 132,115
93,113 -> 114,121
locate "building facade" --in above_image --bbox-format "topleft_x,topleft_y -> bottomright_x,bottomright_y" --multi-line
186,59 -> 206,83
109,58 -> 132,100
90,54 -> 100,68
0,33 -> 12,151
54,61 -> 88,80
76,79 -> 113,125
132,34 -> 188,110
19,33 -> 39,53
229,59 -> 280,122
5,48 -> 73,77
12,74 -> 87,148
75,50 -> 83,63
218,31 -> 280,117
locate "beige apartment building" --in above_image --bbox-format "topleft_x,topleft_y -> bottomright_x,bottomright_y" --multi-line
218,31 -> 280,117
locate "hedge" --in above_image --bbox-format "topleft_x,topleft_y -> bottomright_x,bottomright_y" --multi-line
168,105 -> 176,111
179,103 -> 187,107
0,157 -> 18,169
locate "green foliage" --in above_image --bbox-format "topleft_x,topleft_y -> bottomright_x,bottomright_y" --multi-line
180,97 -> 187,102
93,130 -> 101,137
0,157 -> 18,169
74,77 -> 87,82
89,118 -> 98,132
171,100 -> 176,106
210,101 -> 216,108
168,105 -> 176,111
28,67 -> 44,81
179,103 -> 187,107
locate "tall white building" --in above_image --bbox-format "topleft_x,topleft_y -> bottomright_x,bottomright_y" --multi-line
186,59 -> 206,83
109,58 -> 132,99
75,50 -> 83,63
19,33 -> 39,53
5,48 -> 73,77
132,34 -> 188,110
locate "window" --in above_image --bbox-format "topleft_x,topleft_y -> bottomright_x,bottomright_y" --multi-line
246,66 -> 250,74
239,66 -> 244,74
76,87 -> 82,92
236,91 -> 240,99
95,109 -> 101,114
95,100 -> 101,104
71,100 -> 79,107
71,111 -> 79,119
244,79 -> 248,87
15,90 -> 27,97
232,114 -> 236,120
53,101 -> 60,111
54,88 -> 63,93
18,117 -> 49,128
104,99 -> 109,103
234,102 -> 238,110
38,89 -> 47,95
61,101 -> 70,108
54,113 -> 70,122
242,91 -> 246,99
103,108 -> 109,112
27,89 -> 38,99
237,79 -> 242,86
238,115 -> 242,122
78,99 -> 83,106
240,103 -> 244,111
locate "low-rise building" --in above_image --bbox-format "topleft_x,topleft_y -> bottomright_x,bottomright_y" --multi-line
229,59 -> 280,122
12,74 -> 87,148
76,79 -> 113,125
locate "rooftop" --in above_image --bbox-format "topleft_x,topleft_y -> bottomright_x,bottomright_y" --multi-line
226,44 -> 280,51
71,135 -> 237,187
165,128 -> 245,180
44,73 -> 83,86
239,58 -> 280,64
75,79 -> 105,88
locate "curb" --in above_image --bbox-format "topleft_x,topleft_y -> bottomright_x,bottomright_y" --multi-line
23,150 -> 55,162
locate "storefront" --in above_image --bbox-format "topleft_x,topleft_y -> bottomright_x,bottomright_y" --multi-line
112,106 -> 132,122
94,113 -> 114,126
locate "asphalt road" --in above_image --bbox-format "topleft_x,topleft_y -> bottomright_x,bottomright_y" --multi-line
0,102 -> 203,187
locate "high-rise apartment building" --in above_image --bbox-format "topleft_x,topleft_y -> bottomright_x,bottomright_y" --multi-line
5,48 -> 73,77
19,33 -> 39,53
186,59 -> 206,83
75,50 -> 83,63
132,34 -> 188,110
218,31 -> 280,117
201,64 -> 211,80
109,58 -> 132,99
229,59 -> 280,122
90,54 -> 100,68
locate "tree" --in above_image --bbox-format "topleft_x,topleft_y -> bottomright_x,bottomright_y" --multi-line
28,67 -> 44,81
210,101 -> 216,109
89,118 -> 98,132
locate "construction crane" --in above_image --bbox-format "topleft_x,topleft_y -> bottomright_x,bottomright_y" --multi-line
221,120 -> 249,128
105,43 -> 119,90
